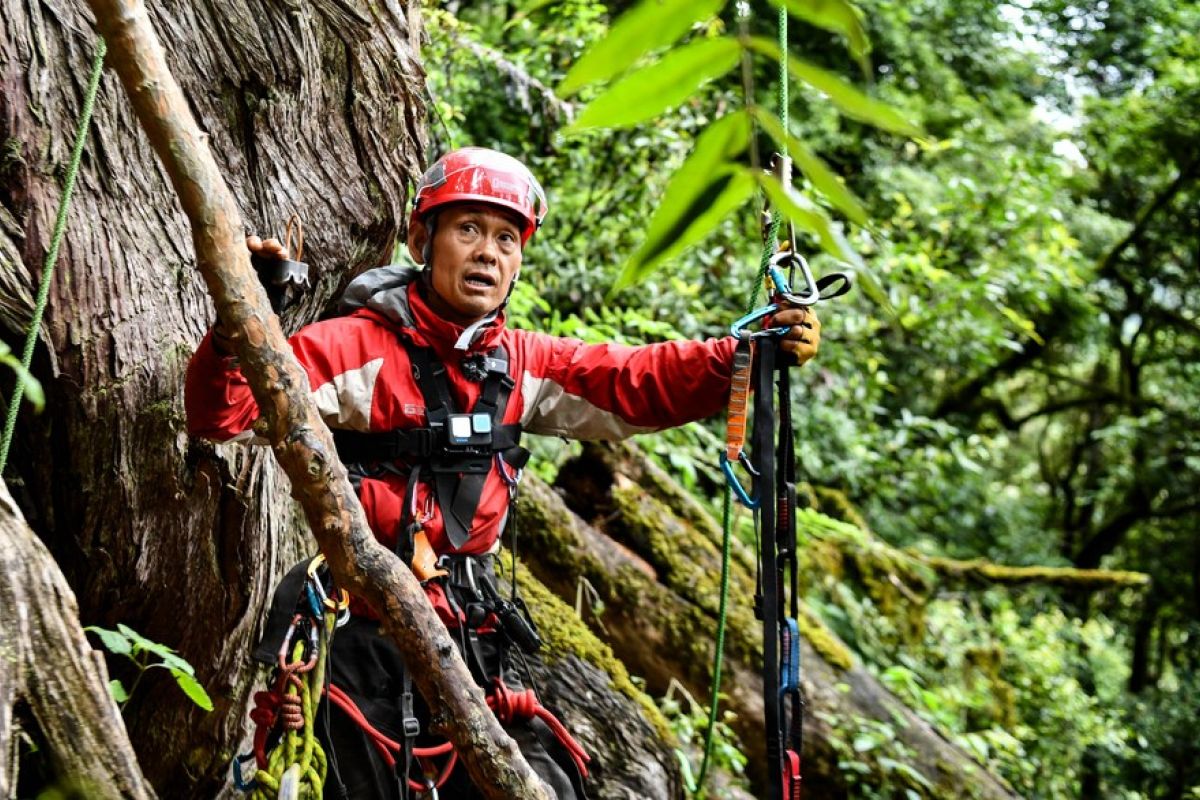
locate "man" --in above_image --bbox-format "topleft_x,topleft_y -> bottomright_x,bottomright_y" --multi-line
186,147 -> 819,798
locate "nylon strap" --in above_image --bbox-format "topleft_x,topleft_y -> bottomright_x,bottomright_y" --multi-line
753,337 -> 785,800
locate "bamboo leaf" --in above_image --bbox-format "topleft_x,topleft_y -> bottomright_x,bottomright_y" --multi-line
557,0 -> 726,97
752,106 -> 869,226
756,171 -> 895,314
615,168 -> 756,291
640,110 -> 752,252
566,37 -> 741,132
767,0 -> 871,73
746,36 -> 922,137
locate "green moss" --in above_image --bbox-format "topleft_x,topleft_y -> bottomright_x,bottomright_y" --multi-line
799,605 -> 854,670
924,556 -> 1150,588
512,560 -> 673,742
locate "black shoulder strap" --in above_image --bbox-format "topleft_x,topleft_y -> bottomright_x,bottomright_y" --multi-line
402,341 -> 523,549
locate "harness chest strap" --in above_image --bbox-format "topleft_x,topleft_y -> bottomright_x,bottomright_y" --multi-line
331,340 -> 530,548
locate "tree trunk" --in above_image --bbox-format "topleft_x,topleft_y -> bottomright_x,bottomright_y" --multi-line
0,479 -> 154,799
1,0 -> 424,794
531,442 -> 1021,799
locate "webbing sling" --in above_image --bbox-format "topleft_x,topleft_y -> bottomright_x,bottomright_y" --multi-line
752,337 -> 785,800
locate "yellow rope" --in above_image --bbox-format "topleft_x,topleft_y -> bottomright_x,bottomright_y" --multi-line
250,614 -> 334,799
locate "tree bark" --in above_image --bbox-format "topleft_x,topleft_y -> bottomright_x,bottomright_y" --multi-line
0,479 -> 154,799
81,0 -> 550,797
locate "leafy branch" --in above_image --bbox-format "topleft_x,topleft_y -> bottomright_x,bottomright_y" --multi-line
85,624 -> 213,712
556,0 -> 922,303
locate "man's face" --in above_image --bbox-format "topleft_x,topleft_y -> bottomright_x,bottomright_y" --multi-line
409,203 -> 523,325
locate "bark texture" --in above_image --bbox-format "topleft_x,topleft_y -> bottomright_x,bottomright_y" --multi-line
0,0 -> 426,795
0,479 -> 154,799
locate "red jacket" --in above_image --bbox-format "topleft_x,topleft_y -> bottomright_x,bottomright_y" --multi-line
187,267 -> 736,558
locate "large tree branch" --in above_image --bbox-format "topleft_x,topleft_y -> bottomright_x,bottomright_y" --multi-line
83,2 -> 549,797
0,480 -> 154,799
1096,154 -> 1200,278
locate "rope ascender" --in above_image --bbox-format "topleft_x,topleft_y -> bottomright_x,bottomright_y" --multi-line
685,7 -> 853,798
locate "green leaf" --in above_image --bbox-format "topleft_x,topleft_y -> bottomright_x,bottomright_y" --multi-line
615,168 -> 756,291
621,110 -> 751,282
558,0 -> 725,96
117,623 -> 175,660
755,170 -> 896,317
566,37 -> 741,132
107,679 -> 129,704
767,0 -> 871,74
755,170 -> 854,263
170,669 -> 214,712
85,625 -> 132,657
852,734 -> 877,752
751,106 -> 869,226
157,650 -> 196,676
745,36 -> 922,137
0,343 -> 44,412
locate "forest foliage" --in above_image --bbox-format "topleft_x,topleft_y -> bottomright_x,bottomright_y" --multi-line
423,0 -> 1200,797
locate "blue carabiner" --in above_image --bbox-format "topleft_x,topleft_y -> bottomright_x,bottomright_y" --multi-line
231,753 -> 258,791
720,451 -> 760,509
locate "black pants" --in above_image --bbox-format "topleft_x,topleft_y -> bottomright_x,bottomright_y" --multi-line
316,616 -> 582,799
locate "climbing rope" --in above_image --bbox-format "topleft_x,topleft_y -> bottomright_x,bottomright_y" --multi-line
0,37 -> 107,474
245,613 -> 333,800
686,9 -> 790,794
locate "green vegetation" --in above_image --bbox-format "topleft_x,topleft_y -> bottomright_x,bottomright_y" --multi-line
424,0 -> 1200,796
85,624 -> 213,712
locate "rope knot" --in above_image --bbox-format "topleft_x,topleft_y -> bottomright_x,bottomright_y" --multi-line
487,679 -> 538,724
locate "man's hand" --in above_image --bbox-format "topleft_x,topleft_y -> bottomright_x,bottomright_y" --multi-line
774,305 -> 821,365
246,234 -> 289,261
211,236 -> 294,354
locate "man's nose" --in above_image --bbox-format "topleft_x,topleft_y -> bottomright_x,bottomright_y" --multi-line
473,234 -> 499,263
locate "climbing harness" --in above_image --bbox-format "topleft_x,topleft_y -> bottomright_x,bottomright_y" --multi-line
0,37 -> 106,474
331,339 -> 530,549
236,336 -> 585,797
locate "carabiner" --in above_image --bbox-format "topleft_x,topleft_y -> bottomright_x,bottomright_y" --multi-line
720,451 -> 761,509
231,753 -> 258,791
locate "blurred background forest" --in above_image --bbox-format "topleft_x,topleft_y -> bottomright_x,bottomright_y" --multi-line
424,0 -> 1199,797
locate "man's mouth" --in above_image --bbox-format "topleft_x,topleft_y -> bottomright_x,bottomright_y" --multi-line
464,270 -> 497,288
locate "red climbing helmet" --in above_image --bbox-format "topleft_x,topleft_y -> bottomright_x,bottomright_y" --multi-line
411,147 -> 548,245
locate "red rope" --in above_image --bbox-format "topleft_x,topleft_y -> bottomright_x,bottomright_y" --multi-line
487,679 -> 591,778
253,675 -> 589,789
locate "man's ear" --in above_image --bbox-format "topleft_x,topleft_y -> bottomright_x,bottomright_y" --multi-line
407,218 -> 429,265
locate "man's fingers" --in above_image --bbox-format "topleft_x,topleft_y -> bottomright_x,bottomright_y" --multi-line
246,235 -> 289,259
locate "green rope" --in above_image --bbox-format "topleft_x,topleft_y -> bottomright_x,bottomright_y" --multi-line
0,37 -> 107,474
688,8 -> 791,795
251,614 -> 333,799
686,7 -> 787,796
753,6 -> 790,308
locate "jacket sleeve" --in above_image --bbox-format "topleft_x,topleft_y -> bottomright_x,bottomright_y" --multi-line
516,331 -> 738,440
184,331 -> 261,442
185,318 -> 386,443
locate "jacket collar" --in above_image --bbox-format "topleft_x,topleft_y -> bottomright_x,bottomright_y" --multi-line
340,265 -> 506,358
